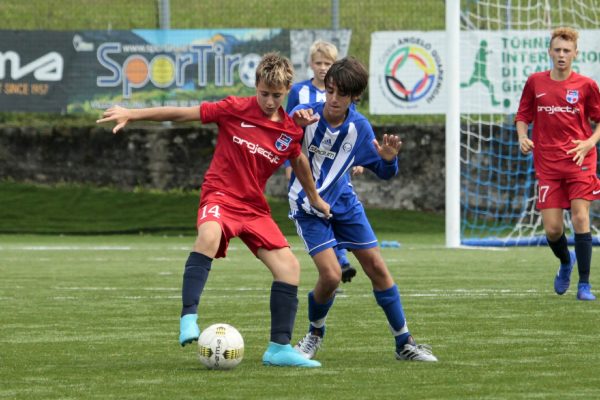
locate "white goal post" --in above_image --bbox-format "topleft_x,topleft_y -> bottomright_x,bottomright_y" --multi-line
446,0 -> 600,247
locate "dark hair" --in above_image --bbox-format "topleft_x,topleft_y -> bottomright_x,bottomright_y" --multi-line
324,56 -> 368,100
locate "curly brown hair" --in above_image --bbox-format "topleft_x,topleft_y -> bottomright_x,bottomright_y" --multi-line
550,27 -> 579,49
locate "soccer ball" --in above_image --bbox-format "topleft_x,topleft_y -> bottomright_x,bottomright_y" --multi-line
197,323 -> 244,370
238,53 -> 261,87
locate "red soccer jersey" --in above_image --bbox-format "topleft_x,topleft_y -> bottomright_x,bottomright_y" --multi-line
516,71 -> 600,179
199,96 -> 303,215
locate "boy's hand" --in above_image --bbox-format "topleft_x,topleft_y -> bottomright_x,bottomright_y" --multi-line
96,106 -> 132,134
351,166 -> 364,176
567,138 -> 594,166
293,108 -> 320,127
309,196 -> 332,219
518,136 -> 534,155
373,134 -> 402,161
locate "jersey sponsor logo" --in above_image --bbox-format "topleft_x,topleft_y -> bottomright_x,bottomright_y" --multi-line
233,135 -> 280,164
308,144 -> 336,159
275,134 -> 292,151
537,105 -> 579,115
535,93 -> 546,98
240,122 -> 256,128
566,89 -> 579,104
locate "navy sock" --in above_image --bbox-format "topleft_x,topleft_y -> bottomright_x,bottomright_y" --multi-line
575,232 -> 592,283
547,233 -> 570,265
307,291 -> 335,336
181,252 -> 212,316
374,285 -> 410,348
270,281 -> 298,345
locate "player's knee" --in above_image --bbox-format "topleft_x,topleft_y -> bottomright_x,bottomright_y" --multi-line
570,213 -> 590,232
320,264 -> 342,286
287,257 -> 301,274
194,230 -> 221,254
545,225 -> 564,240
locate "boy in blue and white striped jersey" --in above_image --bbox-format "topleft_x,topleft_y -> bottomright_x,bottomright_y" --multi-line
286,40 -> 359,283
288,57 -> 437,362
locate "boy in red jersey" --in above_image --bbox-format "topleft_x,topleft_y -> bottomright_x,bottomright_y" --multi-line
516,27 -> 600,301
97,53 -> 330,366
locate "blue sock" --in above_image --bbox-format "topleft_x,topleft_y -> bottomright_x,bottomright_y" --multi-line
374,285 -> 411,348
575,232 -> 592,283
308,291 -> 334,336
547,233 -> 570,265
181,252 -> 212,316
270,281 -> 298,345
335,247 -> 350,267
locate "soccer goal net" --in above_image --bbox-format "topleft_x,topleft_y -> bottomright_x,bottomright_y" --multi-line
458,0 -> 600,246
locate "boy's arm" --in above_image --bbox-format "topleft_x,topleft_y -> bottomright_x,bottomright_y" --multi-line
288,154 -> 331,218
363,133 -> 400,180
96,105 -> 200,134
516,120 -> 534,155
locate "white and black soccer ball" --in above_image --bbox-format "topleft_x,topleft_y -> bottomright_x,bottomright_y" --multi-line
238,53 -> 261,87
197,323 -> 244,370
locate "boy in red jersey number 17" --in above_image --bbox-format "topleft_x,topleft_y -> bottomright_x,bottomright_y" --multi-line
97,53 -> 330,367
516,27 -> 600,301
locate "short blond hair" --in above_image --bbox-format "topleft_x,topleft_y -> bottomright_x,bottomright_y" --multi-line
255,52 -> 294,88
309,40 -> 338,63
550,27 -> 579,48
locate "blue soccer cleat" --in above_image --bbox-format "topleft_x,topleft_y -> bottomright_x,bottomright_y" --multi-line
554,250 -> 575,295
576,283 -> 596,301
262,342 -> 321,368
179,314 -> 200,347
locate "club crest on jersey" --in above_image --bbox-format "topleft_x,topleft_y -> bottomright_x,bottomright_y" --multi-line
566,90 -> 579,104
275,134 -> 292,151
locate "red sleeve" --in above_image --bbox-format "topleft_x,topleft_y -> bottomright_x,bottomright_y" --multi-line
515,76 -> 535,124
287,139 -> 302,159
587,80 -> 600,123
200,100 -> 225,124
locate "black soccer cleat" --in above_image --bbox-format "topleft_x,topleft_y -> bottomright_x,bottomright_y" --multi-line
341,264 -> 357,283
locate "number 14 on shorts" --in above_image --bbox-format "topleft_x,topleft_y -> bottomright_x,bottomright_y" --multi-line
200,205 -> 221,220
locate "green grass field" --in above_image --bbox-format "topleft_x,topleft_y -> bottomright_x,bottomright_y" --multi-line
2,232 -> 600,399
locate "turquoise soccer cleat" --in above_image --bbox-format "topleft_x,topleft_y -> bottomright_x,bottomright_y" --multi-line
179,314 -> 200,347
554,250 -> 575,295
262,342 -> 321,368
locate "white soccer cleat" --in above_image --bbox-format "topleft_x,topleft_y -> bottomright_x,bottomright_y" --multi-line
395,341 -> 438,362
294,332 -> 323,359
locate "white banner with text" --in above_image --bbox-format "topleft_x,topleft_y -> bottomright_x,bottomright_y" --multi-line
369,30 -> 600,115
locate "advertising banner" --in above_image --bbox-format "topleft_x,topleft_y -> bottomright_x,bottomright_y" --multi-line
370,30 -> 600,115
0,29 -> 350,113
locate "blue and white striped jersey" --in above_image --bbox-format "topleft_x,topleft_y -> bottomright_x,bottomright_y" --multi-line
285,79 -> 326,114
289,102 -> 398,216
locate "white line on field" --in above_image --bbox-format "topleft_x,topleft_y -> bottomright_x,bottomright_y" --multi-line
0,245 -> 241,251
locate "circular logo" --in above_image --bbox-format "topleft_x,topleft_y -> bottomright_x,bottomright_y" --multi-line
378,39 -> 443,110
384,45 -> 437,103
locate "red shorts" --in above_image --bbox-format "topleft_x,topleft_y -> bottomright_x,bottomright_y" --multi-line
196,199 -> 289,258
536,175 -> 600,209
